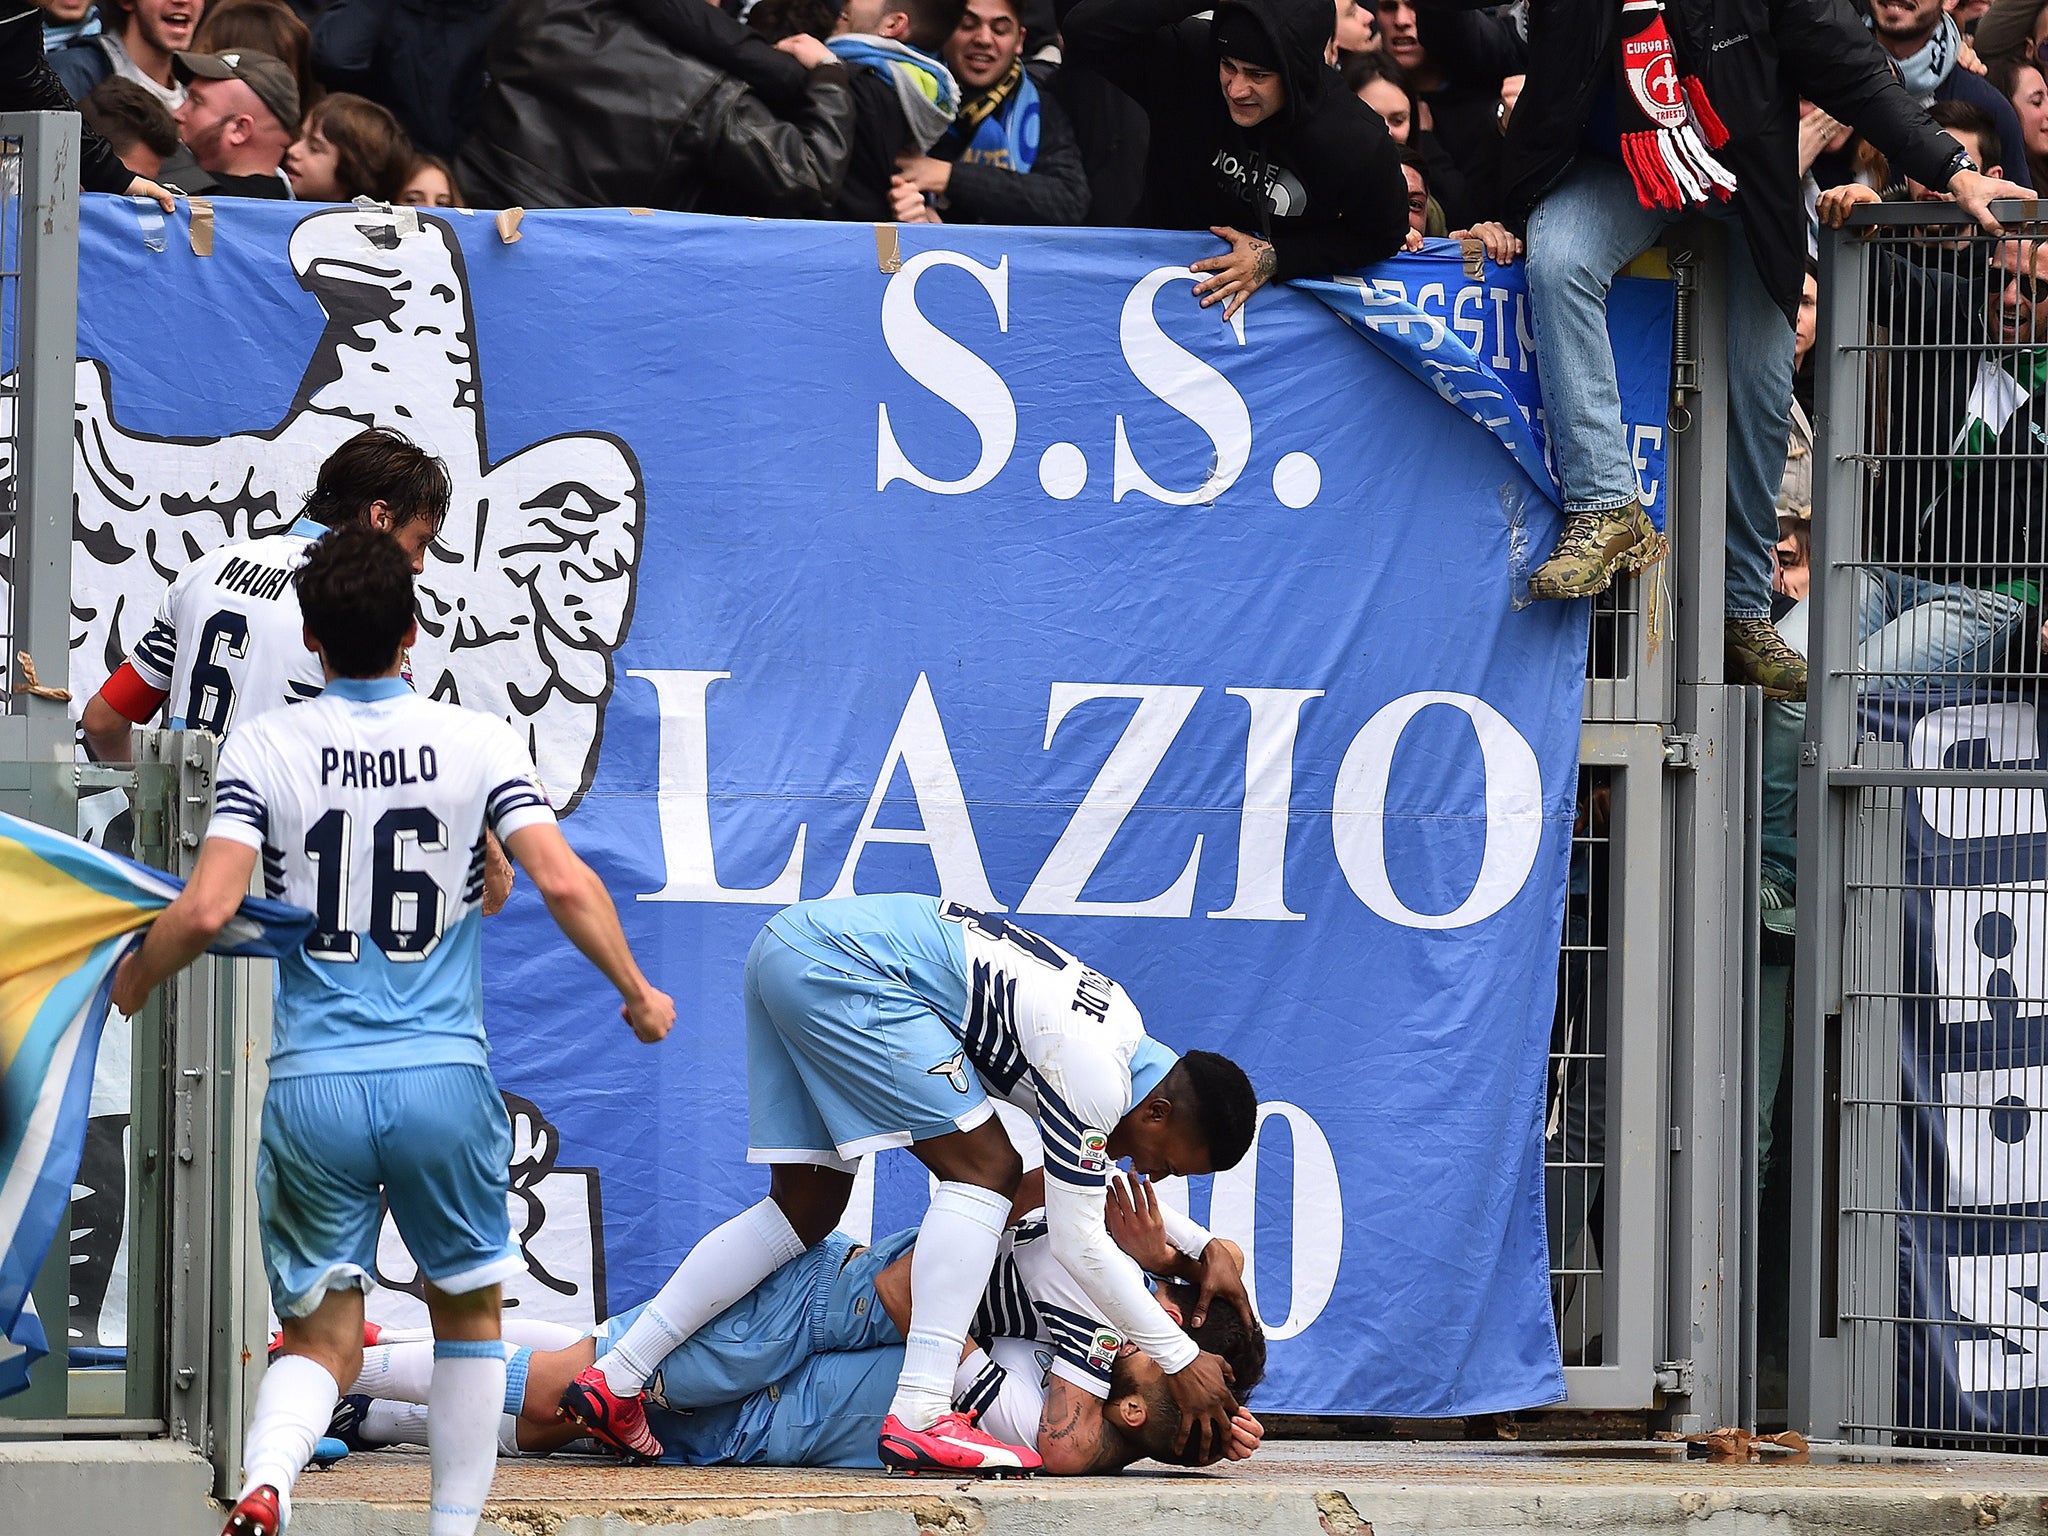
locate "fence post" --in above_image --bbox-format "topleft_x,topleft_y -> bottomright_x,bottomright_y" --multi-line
1788,218 -> 1864,1440
1659,217 -> 1757,1433
0,111 -> 82,1422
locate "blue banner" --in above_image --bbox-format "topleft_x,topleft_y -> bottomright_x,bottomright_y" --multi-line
1327,244 -> 1678,524
38,198 -> 1676,1416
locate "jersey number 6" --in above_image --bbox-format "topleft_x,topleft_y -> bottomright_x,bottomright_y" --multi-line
303,806 -> 450,963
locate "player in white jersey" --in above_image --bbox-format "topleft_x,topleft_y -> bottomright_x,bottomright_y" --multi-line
82,427 -> 516,908
111,526 -> 677,1536
564,893 -> 1258,1476
81,427 -> 448,763
346,1173 -> 1267,1475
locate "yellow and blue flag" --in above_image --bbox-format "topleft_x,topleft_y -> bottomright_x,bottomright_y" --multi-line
0,810 -> 312,1397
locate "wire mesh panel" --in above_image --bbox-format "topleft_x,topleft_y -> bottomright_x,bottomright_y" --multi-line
1549,766 -> 1611,1365
1809,203 -> 2048,1449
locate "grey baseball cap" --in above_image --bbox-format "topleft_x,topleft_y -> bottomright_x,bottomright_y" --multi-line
173,49 -> 301,133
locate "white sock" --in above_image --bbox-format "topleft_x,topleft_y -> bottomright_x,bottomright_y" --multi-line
501,1319 -> 582,1352
353,1338 -> 440,1403
240,1353 -> 340,1520
428,1341 -> 506,1536
361,1399 -> 431,1447
597,1198 -> 805,1396
496,1413 -> 526,1457
888,1182 -> 1012,1430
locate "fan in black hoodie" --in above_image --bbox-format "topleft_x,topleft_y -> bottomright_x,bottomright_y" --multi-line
1062,0 -> 1407,316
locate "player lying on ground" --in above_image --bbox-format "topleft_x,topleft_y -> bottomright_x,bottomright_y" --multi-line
346,1173 -> 1264,1474
563,894 -> 1261,1474
110,527 -> 677,1536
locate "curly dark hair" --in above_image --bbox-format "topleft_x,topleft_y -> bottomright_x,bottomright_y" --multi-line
294,523 -> 416,679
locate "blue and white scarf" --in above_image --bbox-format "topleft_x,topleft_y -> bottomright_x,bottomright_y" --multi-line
827,34 -> 962,153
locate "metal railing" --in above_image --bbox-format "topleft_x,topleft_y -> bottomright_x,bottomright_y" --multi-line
1793,200 -> 2048,1448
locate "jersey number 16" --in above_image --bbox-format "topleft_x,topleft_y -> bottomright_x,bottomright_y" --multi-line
303,807 -> 449,962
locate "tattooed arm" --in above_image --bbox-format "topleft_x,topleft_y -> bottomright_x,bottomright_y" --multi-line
1037,1374 -> 1140,1475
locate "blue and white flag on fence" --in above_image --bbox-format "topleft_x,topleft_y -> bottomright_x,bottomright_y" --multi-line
5,199 -> 1677,1414
1868,690 -> 2048,1436
0,811 -> 311,1397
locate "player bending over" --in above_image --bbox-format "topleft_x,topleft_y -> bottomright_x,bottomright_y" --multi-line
562,894 -> 1258,1474
111,526 -> 677,1536
350,1172 -> 1265,1474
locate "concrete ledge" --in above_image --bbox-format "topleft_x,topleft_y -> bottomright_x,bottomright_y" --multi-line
284,1443 -> 2048,1536
12,1438 -> 2048,1535
0,1437 -> 219,1536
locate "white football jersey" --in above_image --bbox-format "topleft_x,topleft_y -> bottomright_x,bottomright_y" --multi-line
941,903 -> 1176,1194
208,676 -> 556,1078
126,520 -> 327,734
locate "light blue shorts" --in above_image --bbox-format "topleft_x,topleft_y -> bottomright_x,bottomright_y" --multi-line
596,1227 -> 915,1412
744,904 -> 991,1170
645,1347 -> 903,1468
257,1064 -> 520,1318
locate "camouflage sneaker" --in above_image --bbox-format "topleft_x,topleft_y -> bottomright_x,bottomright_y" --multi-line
1527,501 -> 1668,601
1725,616 -> 1807,701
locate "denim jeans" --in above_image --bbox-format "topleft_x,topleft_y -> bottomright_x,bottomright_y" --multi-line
1857,567 -> 2028,686
1526,159 -> 1795,619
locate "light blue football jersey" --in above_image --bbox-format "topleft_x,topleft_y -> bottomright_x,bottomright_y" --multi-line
207,676 -> 555,1077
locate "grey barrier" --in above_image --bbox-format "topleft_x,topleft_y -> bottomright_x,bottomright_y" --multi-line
1792,200 -> 2048,1449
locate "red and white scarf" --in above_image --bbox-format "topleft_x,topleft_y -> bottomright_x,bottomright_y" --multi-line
1617,0 -> 1738,210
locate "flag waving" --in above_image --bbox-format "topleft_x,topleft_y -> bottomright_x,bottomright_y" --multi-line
0,811 -> 313,1397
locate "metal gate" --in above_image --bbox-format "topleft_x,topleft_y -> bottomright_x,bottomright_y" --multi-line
1793,200 -> 2048,1446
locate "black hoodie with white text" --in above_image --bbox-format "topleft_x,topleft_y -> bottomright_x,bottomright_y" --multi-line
1061,0 -> 1408,279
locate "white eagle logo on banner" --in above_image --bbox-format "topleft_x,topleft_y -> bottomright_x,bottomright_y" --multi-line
1,207 -> 645,811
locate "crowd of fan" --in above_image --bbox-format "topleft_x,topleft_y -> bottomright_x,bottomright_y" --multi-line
12,0 -> 2048,676
26,0 -> 2048,230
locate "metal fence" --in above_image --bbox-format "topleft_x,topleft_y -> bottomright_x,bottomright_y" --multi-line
1793,201 -> 2048,1449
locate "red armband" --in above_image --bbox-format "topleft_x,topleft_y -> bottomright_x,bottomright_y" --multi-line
98,662 -> 170,724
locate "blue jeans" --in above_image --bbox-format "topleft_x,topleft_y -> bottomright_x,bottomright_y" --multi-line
1526,159 -> 1794,619
1857,568 -> 2027,686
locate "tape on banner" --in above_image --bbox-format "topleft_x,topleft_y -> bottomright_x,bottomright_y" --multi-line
627,207 -> 653,216
129,196 -> 167,253
1461,236 -> 1484,282
875,224 -> 902,273
496,207 -> 525,244
187,199 -> 214,257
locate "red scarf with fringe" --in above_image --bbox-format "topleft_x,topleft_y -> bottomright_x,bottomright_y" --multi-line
1617,0 -> 1737,209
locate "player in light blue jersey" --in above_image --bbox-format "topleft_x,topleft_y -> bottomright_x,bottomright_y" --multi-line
112,526 -> 676,1536
565,894 -> 1259,1477
344,1172 -> 1267,1475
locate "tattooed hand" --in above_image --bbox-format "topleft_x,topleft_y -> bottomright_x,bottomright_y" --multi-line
1191,226 -> 1279,321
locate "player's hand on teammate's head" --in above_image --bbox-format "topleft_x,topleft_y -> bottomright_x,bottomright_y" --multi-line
1224,1407 -> 1264,1461
623,986 -> 676,1043
1107,1173 -> 1177,1273
1165,1349 -> 1237,1461
1191,1238 -> 1255,1332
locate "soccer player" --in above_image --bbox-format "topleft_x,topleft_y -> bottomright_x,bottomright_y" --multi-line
81,427 -> 446,764
347,1175 -> 1267,1475
109,525 -> 677,1536
562,894 -> 1258,1474
81,426 -> 516,910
